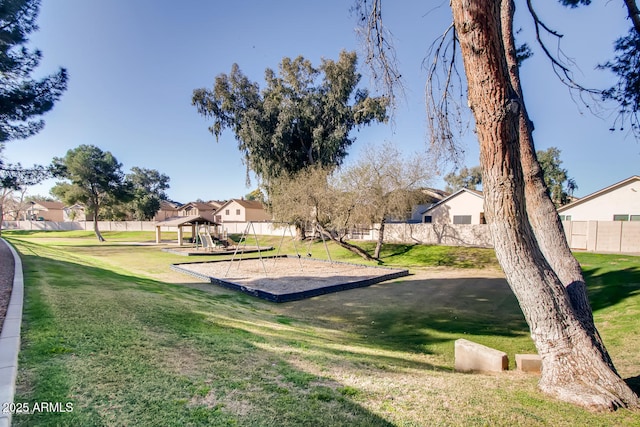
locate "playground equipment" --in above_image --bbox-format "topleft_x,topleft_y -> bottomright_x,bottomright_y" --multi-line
196,224 -> 233,252
224,221 -> 334,278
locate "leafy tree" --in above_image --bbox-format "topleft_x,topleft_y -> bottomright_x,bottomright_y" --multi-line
244,188 -> 264,202
447,148 -> 576,206
192,50 -> 388,186
356,0 -> 639,409
536,147 -> 577,206
561,0 -> 640,136
125,167 -> 170,220
443,166 -> 482,192
0,0 -> 67,143
0,0 -> 67,209
51,145 -> 132,241
0,161 -> 48,234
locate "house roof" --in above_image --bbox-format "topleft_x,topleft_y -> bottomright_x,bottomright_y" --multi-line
154,215 -> 217,227
217,199 -> 265,211
421,188 -> 483,215
159,200 -> 179,210
30,200 -> 64,210
179,201 -> 217,211
557,175 -> 640,213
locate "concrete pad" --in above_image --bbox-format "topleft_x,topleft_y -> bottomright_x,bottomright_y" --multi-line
454,339 -> 508,373
515,354 -> 542,373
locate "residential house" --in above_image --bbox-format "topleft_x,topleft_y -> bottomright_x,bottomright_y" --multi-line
557,175 -> 640,222
177,201 -> 217,221
409,188 -> 450,222
421,188 -> 486,224
153,200 -> 181,221
215,199 -> 271,223
26,200 -> 65,221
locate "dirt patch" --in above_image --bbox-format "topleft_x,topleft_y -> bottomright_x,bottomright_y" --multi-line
172,256 -> 409,302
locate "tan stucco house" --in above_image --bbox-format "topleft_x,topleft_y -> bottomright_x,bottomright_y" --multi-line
557,175 -> 640,221
153,200 -> 180,221
215,199 -> 271,223
421,188 -> 486,225
26,200 -> 65,221
177,201 -> 218,221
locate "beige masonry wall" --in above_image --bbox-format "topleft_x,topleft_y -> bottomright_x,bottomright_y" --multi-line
563,220 -> 640,253
4,219 -> 638,253
376,223 -> 493,247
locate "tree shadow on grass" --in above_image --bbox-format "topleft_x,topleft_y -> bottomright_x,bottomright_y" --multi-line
276,274 -> 532,361
625,375 -> 640,396
11,242 -> 397,426
582,266 -> 640,313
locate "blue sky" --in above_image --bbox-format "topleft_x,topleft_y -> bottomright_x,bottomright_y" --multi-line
3,0 -> 638,203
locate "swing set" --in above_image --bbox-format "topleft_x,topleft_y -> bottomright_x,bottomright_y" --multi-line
224,221 -> 333,278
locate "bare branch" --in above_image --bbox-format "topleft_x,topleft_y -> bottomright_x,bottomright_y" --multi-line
526,0 -> 601,97
424,22 -> 467,168
352,0 -> 405,110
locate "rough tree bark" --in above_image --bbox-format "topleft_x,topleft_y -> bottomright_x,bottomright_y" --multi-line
373,219 -> 386,260
500,0 -> 612,364
450,0 -> 639,410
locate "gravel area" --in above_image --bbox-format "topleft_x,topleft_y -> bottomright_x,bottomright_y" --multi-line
174,256 -> 408,296
0,238 -> 15,333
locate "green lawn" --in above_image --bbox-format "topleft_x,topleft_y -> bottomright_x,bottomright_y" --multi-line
4,231 -> 639,426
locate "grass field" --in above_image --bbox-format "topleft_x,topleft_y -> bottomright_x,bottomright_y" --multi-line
3,231 -> 639,426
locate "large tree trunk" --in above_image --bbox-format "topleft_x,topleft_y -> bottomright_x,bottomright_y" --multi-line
451,0 -> 639,410
92,205 -> 105,242
499,0 -> 613,367
0,201 -> 4,237
374,219 -> 385,259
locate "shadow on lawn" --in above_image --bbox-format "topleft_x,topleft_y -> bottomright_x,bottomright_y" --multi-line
582,266 -> 640,313
12,241 -> 397,426
277,273 -> 532,358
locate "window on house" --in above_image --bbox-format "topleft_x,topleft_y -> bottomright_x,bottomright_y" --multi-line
225,209 -> 230,215
453,215 -> 472,224
631,215 -> 640,221
613,214 -> 629,221
423,216 -> 432,223
559,215 -> 572,221
236,209 -> 241,215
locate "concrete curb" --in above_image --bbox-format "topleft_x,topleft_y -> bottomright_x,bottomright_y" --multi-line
0,238 -> 23,427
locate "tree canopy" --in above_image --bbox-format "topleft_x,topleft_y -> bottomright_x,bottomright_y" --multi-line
125,167 -> 170,221
51,145 -> 132,241
0,0 -> 67,143
192,50 -> 388,186
443,166 -> 483,193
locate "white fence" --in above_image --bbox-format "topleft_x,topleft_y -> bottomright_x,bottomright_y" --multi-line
3,219 -> 638,254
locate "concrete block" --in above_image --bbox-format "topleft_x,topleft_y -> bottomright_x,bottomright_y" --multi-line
515,354 -> 542,373
454,339 -> 508,373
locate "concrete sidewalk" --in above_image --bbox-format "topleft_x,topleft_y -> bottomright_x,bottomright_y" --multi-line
0,239 -> 23,427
